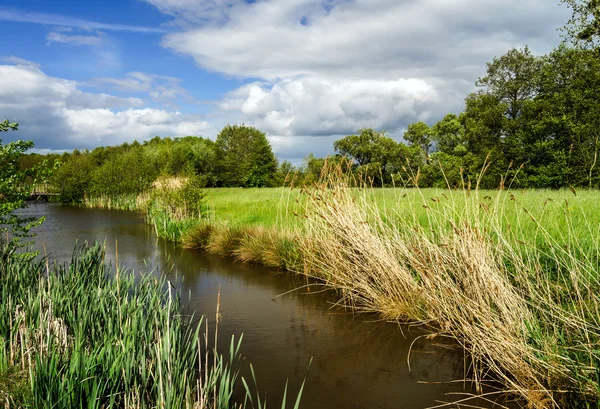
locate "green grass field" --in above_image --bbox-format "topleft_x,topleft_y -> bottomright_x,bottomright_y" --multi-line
202,186 -> 600,251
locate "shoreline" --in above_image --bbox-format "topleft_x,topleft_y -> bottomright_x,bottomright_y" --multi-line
78,176 -> 600,409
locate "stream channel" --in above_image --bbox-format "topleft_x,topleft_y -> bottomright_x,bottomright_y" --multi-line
23,202 -> 502,409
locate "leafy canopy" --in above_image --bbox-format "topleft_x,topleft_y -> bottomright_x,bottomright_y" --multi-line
0,120 -> 47,246
561,0 -> 600,47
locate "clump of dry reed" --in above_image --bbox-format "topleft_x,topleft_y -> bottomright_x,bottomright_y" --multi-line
182,223 -> 302,271
297,160 -> 600,408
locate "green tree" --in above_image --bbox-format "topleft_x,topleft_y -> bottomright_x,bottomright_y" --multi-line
476,46 -> 541,126
274,160 -> 297,186
462,47 -> 541,186
431,114 -> 466,154
520,46 -> 600,187
215,125 -> 278,187
404,122 -> 432,155
561,0 -> 600,47
51,151 -> 95,203
334,128 -> 410,185
0,120 -> 46,245
90,146 -> 157,196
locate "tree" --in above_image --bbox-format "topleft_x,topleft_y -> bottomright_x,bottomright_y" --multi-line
520,46 -> 600,187
431,114 -> 466,154
334,128 -> 406,185
476,46 -> 541,125
51,152 -> 95,203
403,122 -> 432,155
561,0 -> 600,47
0,120 -> 46,245
215,125 -> 278,187
334,128 -> 391,166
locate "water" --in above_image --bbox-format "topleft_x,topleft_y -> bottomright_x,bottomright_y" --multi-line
23,202 -> 497,409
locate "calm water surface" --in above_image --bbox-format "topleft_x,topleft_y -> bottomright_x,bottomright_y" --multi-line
23,202 -> 499,409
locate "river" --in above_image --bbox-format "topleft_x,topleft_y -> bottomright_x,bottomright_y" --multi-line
22,202 -> 496,409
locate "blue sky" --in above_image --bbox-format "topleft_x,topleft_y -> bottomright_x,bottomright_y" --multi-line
0,0 -> 571,162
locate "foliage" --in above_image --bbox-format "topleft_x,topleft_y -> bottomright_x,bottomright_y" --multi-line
333,128 -> 414,185
215,125 -> 278,187
0,120 -> 47,245
403,121 -> 432,155
561,0 -> 600,47
0,241 -> 306,408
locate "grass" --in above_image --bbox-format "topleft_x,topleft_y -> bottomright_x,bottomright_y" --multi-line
296,164 -> 600,408
201,188 -> 302,228
81,170 -> 600,408
0,240 -> 306,408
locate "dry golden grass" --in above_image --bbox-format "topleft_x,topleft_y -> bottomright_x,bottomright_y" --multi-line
152,176 -> 189,191
182,223 -> 302,271
296,161 -> 600,408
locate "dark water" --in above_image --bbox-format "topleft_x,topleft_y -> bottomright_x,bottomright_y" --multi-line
23,202 -> 499,409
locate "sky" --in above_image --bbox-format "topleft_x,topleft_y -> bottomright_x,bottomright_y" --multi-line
0,0 -> 571,163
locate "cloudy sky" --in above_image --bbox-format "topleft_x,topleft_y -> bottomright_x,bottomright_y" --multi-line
0,0 -> 570,162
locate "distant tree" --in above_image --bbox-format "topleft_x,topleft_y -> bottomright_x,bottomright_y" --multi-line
431,114 -> 466,154
334,128 -> 416,185
274,160 -> 297,186
51,152 -> 95,203
404,122 -> 432,155
334,128 -> 392,166
520,46 -> 600,187
476,46 -> 542,126
91,146 -> 157,196
215,125 -> 278,187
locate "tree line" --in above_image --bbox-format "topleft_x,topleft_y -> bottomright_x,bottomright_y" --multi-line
28,125 -> 283,203
18,27 -> 600,198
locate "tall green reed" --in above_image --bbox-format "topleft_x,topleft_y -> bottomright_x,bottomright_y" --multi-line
0,240 -> 306,408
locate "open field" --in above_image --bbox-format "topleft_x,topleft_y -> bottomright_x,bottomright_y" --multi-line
202,186 -> 600,250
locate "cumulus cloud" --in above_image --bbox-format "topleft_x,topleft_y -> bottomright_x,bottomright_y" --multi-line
159,0 -> 567,81
146,0 -> 570,143
220,77 -> 447,137
0,62 -> 209,149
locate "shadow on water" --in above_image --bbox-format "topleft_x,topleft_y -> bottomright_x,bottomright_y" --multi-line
24,202 -> 509,409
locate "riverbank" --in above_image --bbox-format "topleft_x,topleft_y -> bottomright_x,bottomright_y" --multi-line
81,170 -> 600,408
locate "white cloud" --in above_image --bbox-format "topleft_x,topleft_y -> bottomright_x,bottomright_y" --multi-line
221,77 -> 444,136
89,72 -> 192,104
158,0 -> 568,81
0,56 -> 40,68
46,32 -> 103,46
142,0 -> 246,24
143,0 -> 570,144
61,108 -> 209,144
0,63 -> 209,149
